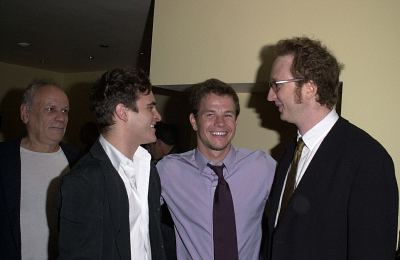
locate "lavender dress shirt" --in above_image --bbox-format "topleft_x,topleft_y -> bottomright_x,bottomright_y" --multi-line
157,146 -> 276,260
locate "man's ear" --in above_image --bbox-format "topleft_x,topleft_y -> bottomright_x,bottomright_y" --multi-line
115,103 -> 128,122
304,80 -> 318,99
189,113 -> 198,131
20,104 -> 29,124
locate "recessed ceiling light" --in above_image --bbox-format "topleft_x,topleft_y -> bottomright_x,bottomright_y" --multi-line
17,42 -> 31,48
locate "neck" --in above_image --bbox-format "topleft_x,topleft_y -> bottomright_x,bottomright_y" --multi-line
297,106 -> 332,135
102,130 -> 138,159
20,137 -> 60,153
197,144 -> 231,164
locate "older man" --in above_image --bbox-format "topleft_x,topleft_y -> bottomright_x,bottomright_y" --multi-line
0,79 -> 77,260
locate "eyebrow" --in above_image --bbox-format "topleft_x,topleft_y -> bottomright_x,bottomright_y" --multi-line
202,109 -> 235,114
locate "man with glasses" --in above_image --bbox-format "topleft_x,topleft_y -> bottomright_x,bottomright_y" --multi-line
262,37 -> 398,260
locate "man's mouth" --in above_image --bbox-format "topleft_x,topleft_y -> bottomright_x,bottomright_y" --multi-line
211,131 -> 227,136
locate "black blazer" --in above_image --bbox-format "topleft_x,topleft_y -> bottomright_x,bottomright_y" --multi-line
263,118 -> 398,260
58,140 -> 166,260
0,139 -> 78,260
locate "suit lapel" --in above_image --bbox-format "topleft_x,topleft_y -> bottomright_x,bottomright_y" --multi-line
90,141 -> 131,259
268,138 -> 296,231
293,118 -> 347,197
272,118 -> 348,230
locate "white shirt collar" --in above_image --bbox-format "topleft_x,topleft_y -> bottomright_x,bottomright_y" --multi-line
99,135 -> 151,172
298,109 -> 339,150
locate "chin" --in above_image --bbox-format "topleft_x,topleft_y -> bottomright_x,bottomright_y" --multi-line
147,136 -> 157,144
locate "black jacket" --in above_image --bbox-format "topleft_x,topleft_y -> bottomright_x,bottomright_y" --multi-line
0,139 -> 78,260
58,140 -> 166,260
262,118 -> 398,260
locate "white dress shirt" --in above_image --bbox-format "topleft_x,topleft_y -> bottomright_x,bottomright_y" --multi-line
275,109 -> 339,226
99,135 -> 152,260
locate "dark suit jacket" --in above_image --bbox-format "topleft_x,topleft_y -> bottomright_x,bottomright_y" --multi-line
58,140 -> 166,260
263,117 -> 398,260
0,139 -> 78,260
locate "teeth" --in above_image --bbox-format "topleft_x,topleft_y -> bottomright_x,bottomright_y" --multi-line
150,124 -> 155,128
211,131 -> 226,136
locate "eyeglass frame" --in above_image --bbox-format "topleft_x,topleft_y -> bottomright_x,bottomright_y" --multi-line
268,78 -> 304,92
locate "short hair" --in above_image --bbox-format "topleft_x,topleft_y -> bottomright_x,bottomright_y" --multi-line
189,78 -> 240,117
155,122 -> 178,146
275,37 -> 343,109
22,79 -> 62,108
90,67 -> 152,132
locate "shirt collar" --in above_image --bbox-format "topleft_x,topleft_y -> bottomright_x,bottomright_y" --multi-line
298,109 -> 339,150
99,135 -> 150,171
194,146 -> 237,174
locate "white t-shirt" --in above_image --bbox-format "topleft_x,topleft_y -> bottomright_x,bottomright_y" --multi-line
20,147 -> 69,260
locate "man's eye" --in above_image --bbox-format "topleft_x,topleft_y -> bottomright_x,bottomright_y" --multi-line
45,107 -> 54,112
62,108 -> 69,113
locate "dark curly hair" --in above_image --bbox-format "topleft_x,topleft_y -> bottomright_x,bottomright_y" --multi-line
90,68 -> 152,132
275,37 -> 343,109
189,78 -> 240,118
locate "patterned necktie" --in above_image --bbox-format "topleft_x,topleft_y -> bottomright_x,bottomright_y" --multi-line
279,138 -> 305,221
208,163 -> 239,260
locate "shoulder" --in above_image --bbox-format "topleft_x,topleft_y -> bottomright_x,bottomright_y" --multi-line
325,118 -> 394,174
234,147 -> 276,168
64,152 -> 104,184
157,149 -> 196,170
156,150 -> 199,183
0,139 -> 20,154
60,142 -> 79,165
336,118 -> 390,157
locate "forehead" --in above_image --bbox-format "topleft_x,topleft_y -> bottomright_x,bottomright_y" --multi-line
271,54 -> 294,79
136,91 -> 155,104
199,93 -> 235,110
33,85 -> 68,105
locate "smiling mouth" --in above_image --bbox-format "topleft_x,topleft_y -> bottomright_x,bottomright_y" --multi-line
211,131 -> 227,136
275,103 -> 283,111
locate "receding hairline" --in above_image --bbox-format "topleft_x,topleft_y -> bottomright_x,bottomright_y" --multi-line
23,84 -> 68,108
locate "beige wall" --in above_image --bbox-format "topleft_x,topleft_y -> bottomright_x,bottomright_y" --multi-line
151,0 -> 399,178
151,0 -> 400,229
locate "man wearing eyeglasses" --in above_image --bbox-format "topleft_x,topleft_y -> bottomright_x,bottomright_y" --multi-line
262,37 -> 398,260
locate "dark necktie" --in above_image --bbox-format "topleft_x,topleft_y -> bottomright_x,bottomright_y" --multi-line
208,163 -> 239,260
279,138 -> 305,221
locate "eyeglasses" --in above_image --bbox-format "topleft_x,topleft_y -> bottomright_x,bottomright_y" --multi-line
268,78 -> 304,92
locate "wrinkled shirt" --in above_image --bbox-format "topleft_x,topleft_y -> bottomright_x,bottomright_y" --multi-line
157,146 -> 276,260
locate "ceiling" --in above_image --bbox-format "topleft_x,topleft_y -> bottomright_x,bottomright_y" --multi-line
0,0 -> 153,73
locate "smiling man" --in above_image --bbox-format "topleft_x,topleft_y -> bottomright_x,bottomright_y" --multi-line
59,68 -> 166,260
157,79 -> 276,260
0,79 -> 78,260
